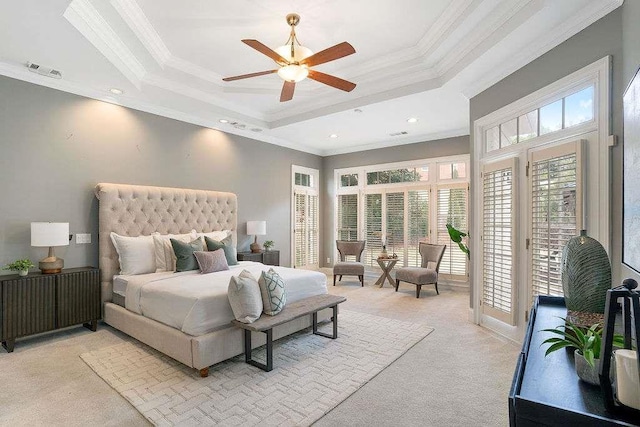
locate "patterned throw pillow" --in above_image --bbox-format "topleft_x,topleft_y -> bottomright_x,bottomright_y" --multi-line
205,235 -> 238,266
170,238 -> 205,272
228,270 -> 263,323
194,249 -> 229,274
258,268 -> 287,315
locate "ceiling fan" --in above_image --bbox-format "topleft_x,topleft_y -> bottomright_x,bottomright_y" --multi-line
222,13 -> 356,102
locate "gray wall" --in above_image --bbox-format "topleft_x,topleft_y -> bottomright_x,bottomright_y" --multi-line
321,135 -> 470,267
0,76 -> 322,272
469,9 -> 624,295
620,0 -> 640,282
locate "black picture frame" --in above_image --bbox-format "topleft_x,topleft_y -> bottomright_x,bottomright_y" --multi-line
623,65 -> 640,274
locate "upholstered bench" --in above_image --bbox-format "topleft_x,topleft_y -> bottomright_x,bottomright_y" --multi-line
232,294 -> 347,371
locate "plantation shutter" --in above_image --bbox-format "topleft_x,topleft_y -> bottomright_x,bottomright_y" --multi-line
436,185 -> 468,277
307,194 -> 319,266
385,192 -> 405,259
337,194 -> 358,241
529,141 -> 583,301
294,192 -> 307,268
482,158 -> 516,325
363,193 -> 382,266
407,190 -> 430,267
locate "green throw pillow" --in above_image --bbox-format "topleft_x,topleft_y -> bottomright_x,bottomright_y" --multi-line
205,235 -> 238,266
258,268 -> 287,315
171,237 -> 205,272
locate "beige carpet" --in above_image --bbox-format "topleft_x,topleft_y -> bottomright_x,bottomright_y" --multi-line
80,310 -> 433,426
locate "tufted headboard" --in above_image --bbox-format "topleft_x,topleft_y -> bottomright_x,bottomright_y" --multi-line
95,183 -> 237,303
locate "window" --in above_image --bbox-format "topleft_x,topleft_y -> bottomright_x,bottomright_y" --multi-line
337,194 -> 358,240
335,156 -> 469,274
485,85 -> 595,153
295,172 -> 312,187
437,186 -> 468,277
366,168 -> 426,185
438,162 -> 467,180
407,190 -> 429,267
529,141 -> 583,301
340,173 -> 358,187
363,193 -> 382,266
482,159 -> 516,325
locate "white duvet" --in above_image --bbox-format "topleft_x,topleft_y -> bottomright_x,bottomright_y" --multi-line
121,262 -> 327,336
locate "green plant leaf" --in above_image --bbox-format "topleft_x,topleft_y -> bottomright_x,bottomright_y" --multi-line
544,341 -> 574,356
584,349 -> 596,367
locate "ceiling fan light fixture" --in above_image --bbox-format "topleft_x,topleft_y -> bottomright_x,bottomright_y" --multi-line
275,44 -> 313,63
277,64 -> 309,82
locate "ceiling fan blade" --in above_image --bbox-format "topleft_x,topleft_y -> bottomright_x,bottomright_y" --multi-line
280,81 -> 295,102
300,42 -> 355,67
222,70 -> 277,82
242,39 -> 289,65
307,70 -> 356,92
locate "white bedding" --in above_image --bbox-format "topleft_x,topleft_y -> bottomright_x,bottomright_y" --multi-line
118,262 -> 327,336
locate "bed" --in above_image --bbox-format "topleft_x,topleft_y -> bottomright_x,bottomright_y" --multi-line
95,183 -> 329,376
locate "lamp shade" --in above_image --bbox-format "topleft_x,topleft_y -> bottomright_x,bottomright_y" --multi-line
246,221 -> 266,236
31,222 -> 69,247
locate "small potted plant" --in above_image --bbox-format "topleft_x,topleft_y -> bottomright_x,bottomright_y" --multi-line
3,259 -> 35,277
263,240 -> 275,252
541,317 -> 625,385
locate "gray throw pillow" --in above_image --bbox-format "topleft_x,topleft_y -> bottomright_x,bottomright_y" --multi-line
171,237 -> 205,272
228,270 -> 263,323
205,235 -> 238,266
258,268 -> 287,316
194,249 -> 229,274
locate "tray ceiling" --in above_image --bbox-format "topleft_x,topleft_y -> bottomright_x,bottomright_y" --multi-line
0,0 -> 622,155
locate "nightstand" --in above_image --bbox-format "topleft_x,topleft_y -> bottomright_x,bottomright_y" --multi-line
237,250 -> 280,266
0,267 -> 100,352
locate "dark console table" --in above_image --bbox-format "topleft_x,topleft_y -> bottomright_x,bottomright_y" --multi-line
509,296 -> 638,426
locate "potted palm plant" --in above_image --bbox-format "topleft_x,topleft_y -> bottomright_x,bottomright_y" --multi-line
541,318 -> 625,385
3,259 -> 35,277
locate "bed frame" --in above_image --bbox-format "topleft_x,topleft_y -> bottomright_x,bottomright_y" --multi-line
95,183 -> 329,377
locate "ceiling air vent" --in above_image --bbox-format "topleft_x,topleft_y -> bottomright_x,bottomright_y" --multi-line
26,62 -> 63,79
389,131 -> 409,137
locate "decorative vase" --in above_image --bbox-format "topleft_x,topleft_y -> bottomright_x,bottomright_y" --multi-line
18,269 -> 28,277
561,230 -> 611,327
379,246 -> 388,259
574,350 -> 599,385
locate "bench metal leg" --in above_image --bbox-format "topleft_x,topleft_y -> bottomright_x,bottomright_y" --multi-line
313,305 -> 339,339
244,329 -> 273,372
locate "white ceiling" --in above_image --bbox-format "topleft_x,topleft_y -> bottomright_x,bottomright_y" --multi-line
0,0 -> 622,155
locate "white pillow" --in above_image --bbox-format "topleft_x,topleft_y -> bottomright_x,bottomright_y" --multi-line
153,231 -> 198,272
197,230 -> 231,242
110,233 -> 156,275
228,270 -> 263,323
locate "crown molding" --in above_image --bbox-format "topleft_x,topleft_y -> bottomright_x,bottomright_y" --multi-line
64,0 -> 146,89
110,0 -> 171,67
460,0 -> 624,98
319,127 -> 470,156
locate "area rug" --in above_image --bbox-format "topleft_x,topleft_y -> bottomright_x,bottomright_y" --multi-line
80,310 -> 434,426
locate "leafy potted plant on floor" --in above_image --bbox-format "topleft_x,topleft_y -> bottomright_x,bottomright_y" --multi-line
3,259 -> 35,277
263,240 -> 275,252
541,318 -> 625,385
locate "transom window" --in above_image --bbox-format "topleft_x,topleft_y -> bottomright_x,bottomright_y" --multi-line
365,167 -> 429,185
485,85 -> 594,153
340,173 -> 358,187
294,172 -> 313,187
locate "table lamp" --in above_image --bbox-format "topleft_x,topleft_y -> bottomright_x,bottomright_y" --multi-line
247,221 -> 266,253
31,222 -> 69,273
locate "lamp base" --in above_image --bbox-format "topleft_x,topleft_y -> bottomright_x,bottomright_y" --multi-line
250,242 -> 262,253
39,257 -> 63,274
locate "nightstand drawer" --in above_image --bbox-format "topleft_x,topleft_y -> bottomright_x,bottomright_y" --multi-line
262,251 -> 280,266
237,252 -> 263,263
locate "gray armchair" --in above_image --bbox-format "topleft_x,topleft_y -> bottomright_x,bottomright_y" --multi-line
395,243 -> 446,298
333,240 -> 366,287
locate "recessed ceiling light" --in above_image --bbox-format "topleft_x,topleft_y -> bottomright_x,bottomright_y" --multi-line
407,117 -> 418,123
219,119 -> 229,123
109,88 -> 123,95
330,134 -> 338,138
